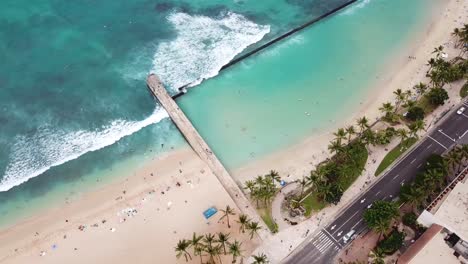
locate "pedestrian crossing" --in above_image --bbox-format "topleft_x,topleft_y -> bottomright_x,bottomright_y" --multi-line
311,230 -> 341,253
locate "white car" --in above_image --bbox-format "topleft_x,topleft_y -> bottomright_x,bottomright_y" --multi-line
457,107 -> 466,115
343,230 -> 356,243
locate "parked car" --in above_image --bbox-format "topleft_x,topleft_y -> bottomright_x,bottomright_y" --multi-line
457,107 -> 465,115
343,230 -> 356,243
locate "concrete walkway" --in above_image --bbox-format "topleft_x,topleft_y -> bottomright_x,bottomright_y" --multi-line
271,182 -> 299,231
147,74 -> 270,241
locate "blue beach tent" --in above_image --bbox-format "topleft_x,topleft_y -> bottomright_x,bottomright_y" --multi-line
203,207 -> 218,219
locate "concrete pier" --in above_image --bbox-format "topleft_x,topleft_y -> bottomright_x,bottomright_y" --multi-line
146,74 -> 270,240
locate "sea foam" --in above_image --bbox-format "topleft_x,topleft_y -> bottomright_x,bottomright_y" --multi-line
151,12 -> 270,90
0,108 -> 168,192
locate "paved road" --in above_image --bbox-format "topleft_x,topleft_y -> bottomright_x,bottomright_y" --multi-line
284,101 -> 468,264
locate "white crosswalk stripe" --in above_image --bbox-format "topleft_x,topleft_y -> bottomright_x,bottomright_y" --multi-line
311,230 -> 342,254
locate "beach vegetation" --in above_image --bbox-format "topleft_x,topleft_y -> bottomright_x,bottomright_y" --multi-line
251,253 -> 269,264
426,87 -> 449,106
175,224 -> 257,264
175,239 -> 193,262
363,200 -> 399,240
452,25 -> 468,54
246,221 -> 262,239
236,214 -> 250,233
244,171 -> 280,232
406,106 -> 425,121
374,137 -> 417,176
413,82 -> 428,100
219,205 -> 236,228
217,232 -> 231,255
407,119 -> 425,139
228,240 -> 243,263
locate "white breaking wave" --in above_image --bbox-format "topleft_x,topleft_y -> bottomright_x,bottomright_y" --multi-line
151,12 -> 270,90
0,108 -> 168,192
340,0 -> 371,16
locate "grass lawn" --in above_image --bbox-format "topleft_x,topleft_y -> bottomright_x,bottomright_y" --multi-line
460,82 -> 468,98
258,207 -> 278,233
339,142 -> 369,190
302,193 -> 326,217
374,137 -> 418,176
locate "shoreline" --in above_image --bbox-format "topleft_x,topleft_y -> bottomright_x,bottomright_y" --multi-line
0,0 -> 465,263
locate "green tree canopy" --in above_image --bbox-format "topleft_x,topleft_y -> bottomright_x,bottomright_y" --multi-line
363,200 -> 399,238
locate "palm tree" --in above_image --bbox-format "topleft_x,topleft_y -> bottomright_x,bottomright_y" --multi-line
244,180 -> 256,194
251,253 -> 269,264
236,214 -> 250,233
205,243 -> 222,264
345,125 -> 356,142
413,82 -> 428,99
217,232 -> 230,255
175,239 -> 192,262
408,120 -> 425,138
228,240 -> 243,263
357,116 -> 370,136
432,45 -> 444,58
444,148 -> 461,174
247,221 -> 261,239
298,176 -> 309,200
452,28 -> 462,47
397,128 -> 409,149
426,58 -> 437,74
333,128 -> 347,144
266,170 -> 281,183
328,139 -> 343,155
369,249 -> 385,264
204,233 -> 216,247
461,145 -> 468,165
219,205 -> 236,228
393,89 -> 407,112
191,233 -> 205,264
379,102 -> 395,121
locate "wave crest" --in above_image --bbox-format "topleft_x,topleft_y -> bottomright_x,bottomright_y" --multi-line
0,108 -> 168,192
151,12 -> 270,90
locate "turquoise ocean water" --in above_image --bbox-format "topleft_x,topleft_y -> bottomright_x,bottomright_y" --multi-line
0,0 -> 436,226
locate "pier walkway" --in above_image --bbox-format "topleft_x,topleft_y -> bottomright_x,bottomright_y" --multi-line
146,74 -> 270,240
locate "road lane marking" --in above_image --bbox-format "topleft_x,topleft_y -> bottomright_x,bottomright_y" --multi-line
393,174 -> 400,180
375,190 -> 382,197
350,219 -> 363,230
428,135 -> 448,150
322,229 -> 341,246
417,163 -> 422,168
410,158 -> 416,164
438,129 -> 456,142
331,211 -> 359,235
462,113 -> 468,118
460,130 -> 468,139
426,143 -> 433,149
